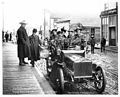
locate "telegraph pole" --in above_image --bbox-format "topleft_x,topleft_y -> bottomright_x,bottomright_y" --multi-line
2,1 -> 5,42
44,9 -> 46,40
2,1 -> 4,32
116,2 -> 118,46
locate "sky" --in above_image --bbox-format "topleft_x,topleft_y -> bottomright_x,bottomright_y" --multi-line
0,0 -> 118,32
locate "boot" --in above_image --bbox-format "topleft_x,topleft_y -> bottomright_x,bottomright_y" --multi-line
19,58 -> 25,66
23,58 -> 28,64
30,61 -> 34,67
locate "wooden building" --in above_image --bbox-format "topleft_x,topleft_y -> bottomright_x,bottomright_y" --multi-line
100,2 -> 118,46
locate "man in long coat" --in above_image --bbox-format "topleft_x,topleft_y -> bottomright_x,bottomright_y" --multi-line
5,32 -> 9,42
29,28 -> 41,67
17,20 -> 31,66
90,35 -> 95,54
101,37 -> 106,52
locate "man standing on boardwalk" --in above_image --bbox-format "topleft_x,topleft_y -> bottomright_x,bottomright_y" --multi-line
29,28 -> 41,67
16,20 -> 31,66
5,32 -> 9,42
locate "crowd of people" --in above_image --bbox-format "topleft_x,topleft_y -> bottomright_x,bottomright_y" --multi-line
48,28 -> 87,51
47,27 -> 106,54
8,20 -> 106,67
3,31 -> 12,42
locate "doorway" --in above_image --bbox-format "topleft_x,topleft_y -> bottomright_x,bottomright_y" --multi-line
109,27 -> 116,46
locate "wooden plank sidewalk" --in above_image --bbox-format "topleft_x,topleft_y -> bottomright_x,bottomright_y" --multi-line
2,42 -> 45,94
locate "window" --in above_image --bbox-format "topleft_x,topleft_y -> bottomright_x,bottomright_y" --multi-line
101,17 -> 109,39
102,18 -> 105,25
106,25 -> 109,40
106,17 -> 108,25
102,17 -> 108,25
111,28 -> 116,39
109,15 -> 116,26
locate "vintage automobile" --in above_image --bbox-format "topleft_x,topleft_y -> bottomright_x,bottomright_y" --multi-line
45,43 -> 106,94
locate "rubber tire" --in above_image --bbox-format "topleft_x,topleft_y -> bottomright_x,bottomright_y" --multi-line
94,66 -> 106,94
57,68 -> 64,94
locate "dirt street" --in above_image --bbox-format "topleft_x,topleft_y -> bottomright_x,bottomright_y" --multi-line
37,49 -> 118,94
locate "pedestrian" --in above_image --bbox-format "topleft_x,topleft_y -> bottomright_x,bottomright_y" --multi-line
29,28 -> 41,67
2,31 -> 5,42
86,41 -> 90,54
101,37 -> 106,52
17,20 -> 31,66
80,38 -> 85,50
9,32 -> 12,41
90,35 -> 95,54
5,32 -> 9,42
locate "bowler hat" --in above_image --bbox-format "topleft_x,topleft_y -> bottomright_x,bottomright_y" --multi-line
19,20 -> 27,24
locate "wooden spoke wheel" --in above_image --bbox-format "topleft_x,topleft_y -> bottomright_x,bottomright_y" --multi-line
94,66 -> 106,94
56,68 -> 64,94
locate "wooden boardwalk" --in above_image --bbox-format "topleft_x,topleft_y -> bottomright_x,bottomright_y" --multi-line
2,42 -> 54,94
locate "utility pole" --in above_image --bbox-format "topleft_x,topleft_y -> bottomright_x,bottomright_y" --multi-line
2,1 -> 4,32
44,9 -> 46,40
116,2 -> 118,46
2,1 -> 5,42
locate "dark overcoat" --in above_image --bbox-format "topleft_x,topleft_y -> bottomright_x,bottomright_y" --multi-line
29,34 -> 41,61
90,38 -> 95,53
90,38 -> 95,46
101,38 -> 106,46
17,26 -> 31,58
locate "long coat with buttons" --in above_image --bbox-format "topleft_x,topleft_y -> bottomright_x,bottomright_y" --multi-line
29,34 -> 41,61
17,26 -> 31,58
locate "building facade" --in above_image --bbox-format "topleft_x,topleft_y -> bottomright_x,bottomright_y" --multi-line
55,20 -> 70,31
100,2 -> 118,46
85,26 -> 100,43
70,23 -> 100,43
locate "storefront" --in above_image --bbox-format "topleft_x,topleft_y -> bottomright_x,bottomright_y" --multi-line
100,3 -> 118,46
